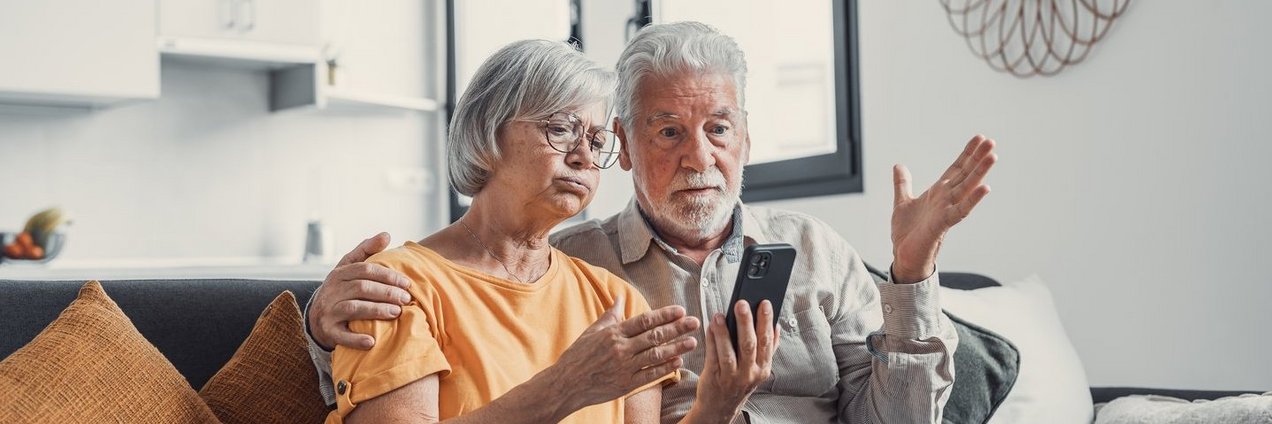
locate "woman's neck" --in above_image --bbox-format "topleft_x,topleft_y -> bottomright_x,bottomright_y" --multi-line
423,197 -> 558,284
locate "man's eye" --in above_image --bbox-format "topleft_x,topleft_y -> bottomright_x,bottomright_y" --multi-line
659,127 -> 679,138
710,125 -> 730,135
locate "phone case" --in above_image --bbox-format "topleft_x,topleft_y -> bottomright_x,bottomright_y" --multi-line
725,243 -> 797,354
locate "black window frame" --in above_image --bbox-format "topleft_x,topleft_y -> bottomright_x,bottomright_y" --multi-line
637,0 -> 864,202
450,0 -> 862,219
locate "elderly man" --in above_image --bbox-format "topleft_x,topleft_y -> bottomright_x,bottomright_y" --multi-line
307,22 -> 995,423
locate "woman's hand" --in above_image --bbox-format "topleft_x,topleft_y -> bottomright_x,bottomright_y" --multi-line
685,300 -> 779,424
547,296 -> 701,412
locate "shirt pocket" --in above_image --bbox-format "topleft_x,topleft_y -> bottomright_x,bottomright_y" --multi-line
761,306 -> 839,396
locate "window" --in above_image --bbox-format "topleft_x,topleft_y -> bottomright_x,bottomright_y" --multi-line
445,0 -> 576,221
645,0 -> 862,201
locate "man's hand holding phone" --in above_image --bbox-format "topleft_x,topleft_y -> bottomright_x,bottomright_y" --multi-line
684,243 -> 794,424
688,300 -> 780,424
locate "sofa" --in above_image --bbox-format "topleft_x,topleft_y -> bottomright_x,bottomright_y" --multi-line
0,278 -> 322,391
931,273 -> 1259,405
0,274 -> 1262,423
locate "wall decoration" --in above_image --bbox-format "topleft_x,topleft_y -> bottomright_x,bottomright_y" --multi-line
941,0 -> 1130,77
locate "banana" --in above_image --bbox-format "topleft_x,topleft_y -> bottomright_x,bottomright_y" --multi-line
23,207 -> 70,249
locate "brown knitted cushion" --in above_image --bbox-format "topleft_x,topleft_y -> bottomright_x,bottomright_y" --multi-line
200,291 -> 330,424
0,281 -> 220,423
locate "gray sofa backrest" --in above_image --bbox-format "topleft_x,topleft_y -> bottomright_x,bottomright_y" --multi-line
0,279 -> 320,389
1,273 -> 1004,392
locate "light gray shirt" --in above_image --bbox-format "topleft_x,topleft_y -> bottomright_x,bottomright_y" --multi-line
306,200 -> 957,423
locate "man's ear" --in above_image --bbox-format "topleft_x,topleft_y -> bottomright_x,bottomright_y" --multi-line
615,117 -> 634,171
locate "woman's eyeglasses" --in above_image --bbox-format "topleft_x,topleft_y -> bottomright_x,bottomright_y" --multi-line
516,112 -> 620,169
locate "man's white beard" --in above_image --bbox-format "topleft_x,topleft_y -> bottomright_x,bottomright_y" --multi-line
643,167 -> 741,242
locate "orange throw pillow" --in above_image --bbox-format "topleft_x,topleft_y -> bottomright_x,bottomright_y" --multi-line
0,281 -> 220,423
200,291 -> 330,424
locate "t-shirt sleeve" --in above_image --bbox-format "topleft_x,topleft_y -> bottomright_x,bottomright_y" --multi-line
614,275 -> 682,395
328,259 -> 451,422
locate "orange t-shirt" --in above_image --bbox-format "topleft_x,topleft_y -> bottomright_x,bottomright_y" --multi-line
326,242 -> 676,423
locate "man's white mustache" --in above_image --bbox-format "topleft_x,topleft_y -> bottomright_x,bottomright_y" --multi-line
671,169 -> 726,192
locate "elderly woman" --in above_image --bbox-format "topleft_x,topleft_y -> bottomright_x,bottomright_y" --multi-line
326,40 -> 701,424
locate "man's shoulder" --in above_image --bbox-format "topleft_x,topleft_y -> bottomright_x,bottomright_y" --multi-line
550,214 -> 620,248
549,214 -> 624,267
745,204 -> 824,226
745,205 -> 847,243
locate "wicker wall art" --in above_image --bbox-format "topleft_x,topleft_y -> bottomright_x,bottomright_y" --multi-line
941,0 -> 1130,77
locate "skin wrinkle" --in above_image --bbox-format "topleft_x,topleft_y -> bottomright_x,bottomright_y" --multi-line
618,71 -> 749,262
439,101 -> 608,282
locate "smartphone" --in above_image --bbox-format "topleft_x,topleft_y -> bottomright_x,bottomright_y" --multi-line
725,243 -> 797,353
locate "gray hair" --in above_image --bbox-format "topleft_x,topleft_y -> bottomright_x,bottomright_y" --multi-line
615,21 -> 748,132
448,40 -> 616,196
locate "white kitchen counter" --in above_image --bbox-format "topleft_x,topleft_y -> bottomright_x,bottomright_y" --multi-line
0,257 -> 334,280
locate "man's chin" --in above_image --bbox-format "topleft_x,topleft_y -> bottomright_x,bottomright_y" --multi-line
651,203 -> 733,239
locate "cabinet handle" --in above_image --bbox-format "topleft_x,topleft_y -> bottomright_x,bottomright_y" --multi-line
235,0 -> 255,32
246,0 -> 257,31
219,0 -> 235,29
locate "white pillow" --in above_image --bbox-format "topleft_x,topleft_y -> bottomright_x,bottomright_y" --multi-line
940,275 -> 1094,424
1094,392 -> 1272,424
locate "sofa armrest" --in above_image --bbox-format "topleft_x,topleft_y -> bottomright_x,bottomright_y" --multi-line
1091,386 -> 1264,404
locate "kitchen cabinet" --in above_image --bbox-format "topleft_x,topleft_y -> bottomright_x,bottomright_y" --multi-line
157,0 -> 321,68
159,0 -> 319,48
303,0 -> 444,112
160,0 -> 441,113
0,0 -> 159,108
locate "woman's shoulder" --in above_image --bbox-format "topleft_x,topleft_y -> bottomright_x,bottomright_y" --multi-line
556,248 -> 621,283
364,242 -> 456,292
554,249 -> 651,311
367,242 -> 435,270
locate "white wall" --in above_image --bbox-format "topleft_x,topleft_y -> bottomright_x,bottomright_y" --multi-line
584,2 -> 1272,390
0,59 -> 445,263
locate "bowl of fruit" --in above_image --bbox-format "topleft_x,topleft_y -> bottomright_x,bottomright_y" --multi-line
1,208 -> 70,265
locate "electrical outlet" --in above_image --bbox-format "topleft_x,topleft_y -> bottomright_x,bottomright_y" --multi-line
384,168 -> 432,194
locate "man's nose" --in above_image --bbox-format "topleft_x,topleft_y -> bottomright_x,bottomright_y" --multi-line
680,129 -> 716,172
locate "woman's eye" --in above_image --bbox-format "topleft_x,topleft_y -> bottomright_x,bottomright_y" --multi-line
547,124 -> 573,136
659,127 -> 679,138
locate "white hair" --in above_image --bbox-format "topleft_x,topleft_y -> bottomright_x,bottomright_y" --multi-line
448,40 -> 616,196
615,21 -> 748,132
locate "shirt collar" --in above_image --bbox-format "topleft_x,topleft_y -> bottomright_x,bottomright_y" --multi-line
617,198 -> 769,264
618,198 -> 658,264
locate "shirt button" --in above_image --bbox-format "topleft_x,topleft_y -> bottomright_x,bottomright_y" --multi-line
884,304 -> 894,314
337,380 -> 348,395
701,280 -> 710,287
787,317 -> 798,329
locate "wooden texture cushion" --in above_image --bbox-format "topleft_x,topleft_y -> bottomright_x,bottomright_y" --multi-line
0,281 -> 220,423
200,291 -> 330,424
